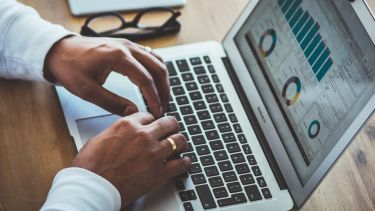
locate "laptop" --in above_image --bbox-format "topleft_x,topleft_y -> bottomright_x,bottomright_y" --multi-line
56,0 -> 375,210
68,0 -> 187,16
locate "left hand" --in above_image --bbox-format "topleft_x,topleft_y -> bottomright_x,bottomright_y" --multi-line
44,36 -> 169,118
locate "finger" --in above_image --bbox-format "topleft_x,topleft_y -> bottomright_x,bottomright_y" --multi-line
121,112 -> 155,125
146,116 -> 179,139
131,46 -> 170,114
135,44 -> 164,63
79,78 -> 138,116
164,157 -> 191,178
157,133 -> 187,160
113,55 -> 162,117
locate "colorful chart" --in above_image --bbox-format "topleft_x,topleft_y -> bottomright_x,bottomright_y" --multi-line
308,120 -> 320,139
258,29 -> 277,57
282,76 -> 301,106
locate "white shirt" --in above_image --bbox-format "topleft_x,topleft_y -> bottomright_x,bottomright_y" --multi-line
0,1 -> 121,210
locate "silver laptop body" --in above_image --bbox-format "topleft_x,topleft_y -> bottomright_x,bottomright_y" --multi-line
56,0 -> 375,210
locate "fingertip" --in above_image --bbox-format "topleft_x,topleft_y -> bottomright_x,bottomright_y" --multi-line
123,105 -> 138,116
182,157 -> 192,170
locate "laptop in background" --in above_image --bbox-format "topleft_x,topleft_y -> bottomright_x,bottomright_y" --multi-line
57,0 -> 375,210
68,0 -> 187,16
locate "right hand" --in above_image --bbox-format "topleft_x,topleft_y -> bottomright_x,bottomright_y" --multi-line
71,112 -> 191,207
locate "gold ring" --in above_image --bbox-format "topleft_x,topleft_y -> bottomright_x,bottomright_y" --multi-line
144,46 -> 152,53
166,137 -> 177,153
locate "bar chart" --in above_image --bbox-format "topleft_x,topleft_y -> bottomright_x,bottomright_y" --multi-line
277,0 -> 333,82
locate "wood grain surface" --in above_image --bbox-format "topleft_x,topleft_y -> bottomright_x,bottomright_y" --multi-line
0,0 -> 374,210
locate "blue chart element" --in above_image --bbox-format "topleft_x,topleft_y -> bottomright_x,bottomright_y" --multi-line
277,0 -> 333,82
308,120 -> 320,139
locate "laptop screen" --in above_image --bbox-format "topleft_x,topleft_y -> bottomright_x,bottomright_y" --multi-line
234,0 -> 375,184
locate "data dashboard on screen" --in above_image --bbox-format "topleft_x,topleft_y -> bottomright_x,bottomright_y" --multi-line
234,0 -> 375,184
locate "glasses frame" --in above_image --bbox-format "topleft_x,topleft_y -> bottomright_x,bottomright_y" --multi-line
80,7 -> 182,41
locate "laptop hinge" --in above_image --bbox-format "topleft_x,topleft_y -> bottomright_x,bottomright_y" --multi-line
221,57 -> 288,190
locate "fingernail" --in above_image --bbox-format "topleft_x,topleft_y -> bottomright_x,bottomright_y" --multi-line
123,106 -> 137,116
182,157 -> 191,170
159,107 -> 164,117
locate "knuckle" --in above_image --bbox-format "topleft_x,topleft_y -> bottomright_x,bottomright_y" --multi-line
141,74 -> 154,86
116,118 -> 135,130
136,129 -> 153,141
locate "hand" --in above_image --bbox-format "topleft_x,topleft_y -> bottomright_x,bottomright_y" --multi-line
44,36 -> 169,118
71,112 -> 191,207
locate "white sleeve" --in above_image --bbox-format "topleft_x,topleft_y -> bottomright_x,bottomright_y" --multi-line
0,0 -> 73,82
41,167 -> 122,211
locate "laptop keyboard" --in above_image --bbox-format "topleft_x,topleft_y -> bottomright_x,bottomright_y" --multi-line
165,56 -> 272,210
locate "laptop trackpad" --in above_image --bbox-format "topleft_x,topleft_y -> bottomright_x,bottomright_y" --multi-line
76,114 -> 120,145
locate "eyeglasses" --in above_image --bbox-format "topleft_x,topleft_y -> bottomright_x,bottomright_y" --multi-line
80,7 -> 181,41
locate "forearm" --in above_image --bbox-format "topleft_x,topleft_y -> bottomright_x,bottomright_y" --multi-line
40,167 -> 121,211
0,0 -> 73,82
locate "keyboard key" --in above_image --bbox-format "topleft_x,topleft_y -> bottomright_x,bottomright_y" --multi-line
218,161 -> 233,171
233,124 -> 243,133
196,185 -> 217,209
203,56 -> 211,64
242,144 -> 252,154
193,66 -> 206,75
205,130 -> 219,140
167,102 -> 177,112
227,143 -> 241,153
204,166 -> 219,177
170,77 -> 181,86
189,163 -> 202,174
231,153 -> 245,163
179,191 -> 189,201
191,173 -> 206,185
186,82 -> 198,91
176,96 -> 189,105
222,133 -> 236,143
182,132 -> 189,140
176,59 -> 190,72
224,104 -> 233,112
213,187 -> 228,198
240,174 -> 255,185
192,135 -> 206,145
247,155 -> 257,165
193,101 -> 207,110
210,140 -> 224,150
214,113 -> 227,123
257,177 -> 267,187
216,84 -> 224,93
229,113 -> 238,123
190,57 -> 202,65
235,163 -> 250,174
175,180 -> 185,190
182,73 -> 194,81
201,120 -> 215,130
244,185 -> 262,201
184,115 -> 198,125
209,103 -> 223,113
213,150 -> 228,161
186,142 -> 194,152
207,65 -> 215,73
201,155 -> 215,166
252,166 -> 262,176
179,122 -> 186,131
181,105 -> 193,115
196,145 -> 210,155
201,84 -> 214,93
209,176 -> 224,187
218,123 -> 231,133
188,125 -> 202,135
189,91 -> 202,100
187,189 -> 197,200
205,94 -> 219,103
220,94 -> 229,102
197,110 -> 211,120
183,202 -> 194,211
222,171 -> 238,182
218,193 -> 247,207
227,182 -> 242,193
168,112 -> 181,121
183,152 -> 198,162
198,75 -> 210,84
166,61 -> 177,76
211,74 -> 220,83
261,188 -> 272,199
238,134 -> 247,144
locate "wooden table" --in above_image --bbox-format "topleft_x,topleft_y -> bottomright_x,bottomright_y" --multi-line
0,0 -> 374,210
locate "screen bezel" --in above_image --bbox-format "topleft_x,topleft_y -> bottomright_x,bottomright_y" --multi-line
222,0 -> 375,207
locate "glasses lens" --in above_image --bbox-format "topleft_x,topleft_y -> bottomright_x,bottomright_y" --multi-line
87,15 -> 123,34
137,10 -> 175,28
